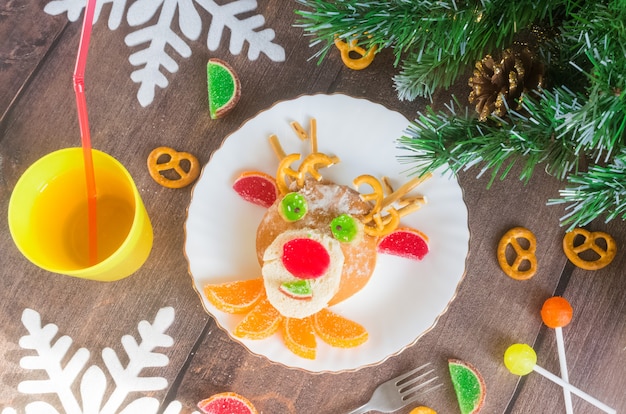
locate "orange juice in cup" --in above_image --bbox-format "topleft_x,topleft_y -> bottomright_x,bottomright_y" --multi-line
8,147 -> 152,281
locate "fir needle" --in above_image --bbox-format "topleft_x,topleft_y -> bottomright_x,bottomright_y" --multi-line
73,0 -> 98,266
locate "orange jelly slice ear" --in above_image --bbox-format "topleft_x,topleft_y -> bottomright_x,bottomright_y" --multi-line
282,316 -> 317,359
234,297 -> 283,340
313,308 -> 368,348
203,277 -> 264,314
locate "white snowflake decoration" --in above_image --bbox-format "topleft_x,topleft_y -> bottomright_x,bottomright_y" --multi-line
2,307 -> 200,414
43,0 -> 286,106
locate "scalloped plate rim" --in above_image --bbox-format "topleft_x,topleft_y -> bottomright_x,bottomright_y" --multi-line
183,93 -> 470,373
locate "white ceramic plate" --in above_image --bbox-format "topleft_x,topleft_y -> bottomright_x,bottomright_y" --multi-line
185,94 -> 469,372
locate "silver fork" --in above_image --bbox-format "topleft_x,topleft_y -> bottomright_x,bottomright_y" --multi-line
346,363 -> 442,414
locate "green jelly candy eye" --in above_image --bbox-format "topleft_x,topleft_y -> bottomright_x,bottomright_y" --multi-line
330,214 -> 358,242
281,192 -> 307,221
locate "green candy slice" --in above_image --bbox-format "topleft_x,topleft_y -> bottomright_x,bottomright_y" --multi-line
448,359 -> 486,414
207,59 -> 241,119
279,280 -> 313,300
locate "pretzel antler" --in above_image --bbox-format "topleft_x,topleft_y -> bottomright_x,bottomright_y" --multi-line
355,174 -> 431,237
271,118 -> 340,194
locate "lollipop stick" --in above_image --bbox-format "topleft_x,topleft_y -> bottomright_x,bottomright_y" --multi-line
555,327 -> 574,414
533,364 -> 616,414
73,0 -> 97,265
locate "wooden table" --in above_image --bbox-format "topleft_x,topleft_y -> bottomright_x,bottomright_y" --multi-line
1,2 -> 624,413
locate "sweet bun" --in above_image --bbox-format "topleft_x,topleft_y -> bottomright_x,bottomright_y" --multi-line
262,229 -> 344,318
256,179 -> 378,308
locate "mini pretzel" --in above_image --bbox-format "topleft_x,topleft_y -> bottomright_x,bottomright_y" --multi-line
275,152 -> 339,194
353,175 -> 404,237
299,153 -> 339,183
147,146 -> 200,188
563,228 -> 616,270
363,207 -> 400,237
354,175 -> 384,219
334,38 -> 378,70
497,227 -> 537,280
276,153 -> 302,194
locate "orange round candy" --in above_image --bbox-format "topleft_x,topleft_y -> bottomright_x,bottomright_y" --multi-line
410,407 -> 437,414
541,296 -> 573,328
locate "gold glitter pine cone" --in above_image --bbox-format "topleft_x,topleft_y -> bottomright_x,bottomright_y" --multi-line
468,47 -> 545,121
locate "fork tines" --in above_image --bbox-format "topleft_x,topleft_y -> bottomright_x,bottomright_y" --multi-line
396,363 -> 443,403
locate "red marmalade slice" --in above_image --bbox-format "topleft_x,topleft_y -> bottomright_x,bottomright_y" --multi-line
198,392 -> 258,414
378,227 -> 429,261
232,171 -> 278,208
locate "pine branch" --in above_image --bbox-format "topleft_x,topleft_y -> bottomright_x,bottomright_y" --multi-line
294,0 -> 455,64
393,48 -> 466,100
557,1 -> 626,158
397,92 -> 581,186
296,0 -> 626,227
550,149 -> 626,230
295,0 -> 570,99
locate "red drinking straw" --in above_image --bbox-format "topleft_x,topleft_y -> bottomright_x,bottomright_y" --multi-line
73,0 -> 98,266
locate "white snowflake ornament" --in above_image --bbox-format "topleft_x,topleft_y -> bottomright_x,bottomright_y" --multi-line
2,307 -> 200,414
44,0 -> 286,106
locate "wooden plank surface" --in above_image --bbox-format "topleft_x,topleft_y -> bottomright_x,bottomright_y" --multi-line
1,1 -> 624,413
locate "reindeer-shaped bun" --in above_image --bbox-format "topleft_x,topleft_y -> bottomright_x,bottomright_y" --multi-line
204,118 -> 431,359
257,178 -> 379,318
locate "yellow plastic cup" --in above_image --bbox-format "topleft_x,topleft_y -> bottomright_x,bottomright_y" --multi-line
8,148 -> 153,281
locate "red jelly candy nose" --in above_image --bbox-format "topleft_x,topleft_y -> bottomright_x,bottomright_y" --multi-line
282,238 -> 330,279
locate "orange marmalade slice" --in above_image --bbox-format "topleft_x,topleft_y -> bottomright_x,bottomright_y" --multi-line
234,297 -> 283,340
283,316 -> 316,359
313,308 -> 368,348
204,278 -> 264,314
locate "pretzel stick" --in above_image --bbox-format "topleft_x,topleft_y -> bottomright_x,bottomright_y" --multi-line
290,121 -> 308,140
397,195 -> 426,207
363,208 -> 400,237
396,199 -> 426,217
310,118 -> 318,153
381,176 -> 394,195
269,134 -> 286,160
381,173 -> 432,209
